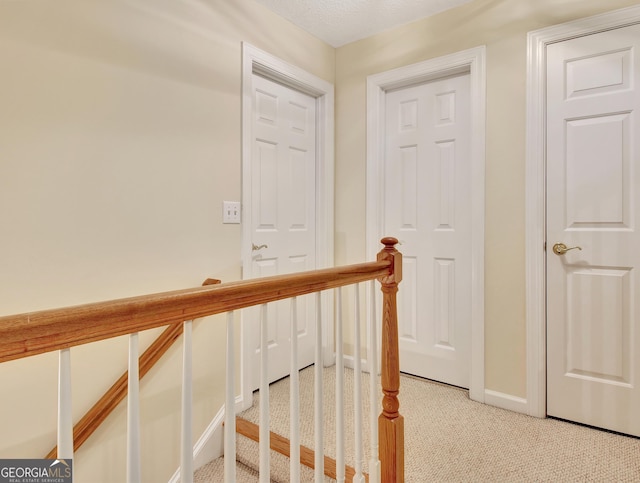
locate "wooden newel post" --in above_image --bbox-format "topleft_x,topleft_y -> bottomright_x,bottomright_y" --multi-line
377,237 -> 404,483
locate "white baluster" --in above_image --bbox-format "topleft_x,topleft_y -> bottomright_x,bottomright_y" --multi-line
181,321 -> 193,483
57,348 -> 73,460
289,298 -> 300,482
224,312 -> 236,483
369,281 -> 381,483
335,289 -> 345,483
353,286 -> 365,483
127,333 -> 141,483
259,304 -> 270,483
314,292 -> 324,482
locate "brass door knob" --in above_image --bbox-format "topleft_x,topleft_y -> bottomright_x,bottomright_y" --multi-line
552,243 -> 582,255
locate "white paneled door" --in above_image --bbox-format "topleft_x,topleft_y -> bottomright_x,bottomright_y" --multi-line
249,73 -> 317,389
384,73 -> 471,388
546,24 -> 640,436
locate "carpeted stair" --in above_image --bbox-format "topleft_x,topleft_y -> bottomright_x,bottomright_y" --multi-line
195,366 -> 370,482
194,415 -> 334,482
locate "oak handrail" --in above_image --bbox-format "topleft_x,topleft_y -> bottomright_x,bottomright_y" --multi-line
0,260 -> 391,364
1,238 -> 404,481
44,279 -> 222,459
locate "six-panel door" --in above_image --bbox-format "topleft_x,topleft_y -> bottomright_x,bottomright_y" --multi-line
546,23 -> 640,436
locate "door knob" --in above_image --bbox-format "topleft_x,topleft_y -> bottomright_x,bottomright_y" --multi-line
552,243 -> 582,255
252,243 -> 268,251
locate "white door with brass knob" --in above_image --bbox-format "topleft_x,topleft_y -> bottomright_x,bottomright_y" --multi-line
546,23 -> 640,436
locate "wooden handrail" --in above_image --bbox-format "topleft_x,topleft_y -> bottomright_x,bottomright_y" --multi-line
44,278 -> 222,459
0,260 -> 391,364
2,238 -> 403,481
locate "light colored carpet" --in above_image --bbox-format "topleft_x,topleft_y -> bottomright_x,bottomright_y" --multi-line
197,365 -> 640,482
194,456 -> 260,482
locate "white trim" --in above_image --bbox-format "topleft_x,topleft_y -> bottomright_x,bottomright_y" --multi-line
366,46 -> 486,403
240,43 -> 335,401
484,389 -> 528,414
343,353 -> 375,374
525,5 -> 640,418
169,395 -> 245,483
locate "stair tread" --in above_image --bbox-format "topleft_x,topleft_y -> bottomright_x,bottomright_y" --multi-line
194,455 -> 261,482
236,429 -> 334,482
237,367 -> 374,475
193,448 -> 333,482
199,367 -> 372,482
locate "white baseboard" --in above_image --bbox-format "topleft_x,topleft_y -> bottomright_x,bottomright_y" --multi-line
168,394 -> 245,483
342,354 -> 377,375
345,354 -> 529,418
194,407 -> 225,469
484,389 -> 528,415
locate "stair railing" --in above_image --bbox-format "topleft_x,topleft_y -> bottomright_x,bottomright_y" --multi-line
43,277 -> 221,460
0,237 -> 403,483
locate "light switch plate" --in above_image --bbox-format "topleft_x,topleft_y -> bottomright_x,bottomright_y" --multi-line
223,201 -> 241,224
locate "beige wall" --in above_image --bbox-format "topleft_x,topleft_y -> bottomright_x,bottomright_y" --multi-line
334,0 -> 640,398
0,1 -> 333,481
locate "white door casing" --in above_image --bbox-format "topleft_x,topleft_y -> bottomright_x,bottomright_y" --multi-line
526,5 -> 640,420
241,43 -> 334,406
384,74 -> 471,388
367,46 -> 486,403
545,24 -> 640,435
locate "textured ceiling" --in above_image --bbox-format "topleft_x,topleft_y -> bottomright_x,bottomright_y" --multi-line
254,0 -> 475,47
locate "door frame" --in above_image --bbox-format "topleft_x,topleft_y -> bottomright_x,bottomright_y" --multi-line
525,5 -> 640,418
366,46 -> 486,403
240,43 -> 335,409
